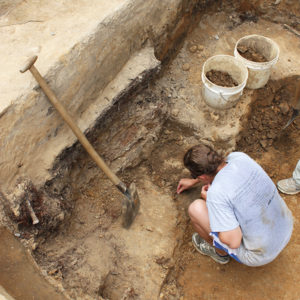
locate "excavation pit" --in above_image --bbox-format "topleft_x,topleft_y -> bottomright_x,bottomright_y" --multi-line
0,1 -> 300,299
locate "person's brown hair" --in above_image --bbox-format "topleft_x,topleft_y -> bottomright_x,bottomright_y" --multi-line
183,144 -> 224,178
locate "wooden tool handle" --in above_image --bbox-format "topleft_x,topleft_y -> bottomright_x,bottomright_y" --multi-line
20,56 -> 38,73
21,56 -> 122,187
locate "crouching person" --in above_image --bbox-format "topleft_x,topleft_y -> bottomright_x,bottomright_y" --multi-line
177,144 -> 293,266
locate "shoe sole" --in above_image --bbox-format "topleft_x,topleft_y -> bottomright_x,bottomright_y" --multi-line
277,187 -> 300,195
192,236 -> 230,265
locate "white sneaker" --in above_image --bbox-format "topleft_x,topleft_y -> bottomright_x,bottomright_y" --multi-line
277,178 -> 300,195
192,233 -> 230,264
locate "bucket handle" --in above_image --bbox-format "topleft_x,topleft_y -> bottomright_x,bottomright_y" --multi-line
219,92 -> 228,102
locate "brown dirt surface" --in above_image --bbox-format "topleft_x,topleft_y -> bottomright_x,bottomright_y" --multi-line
166,79 -> 300,300
157,5 -> 300,300
31,7 -> 300,300
206,70 -> 238,87
0,227 -> 67,300
237,45 -> 268,62
237,76 -> 299,156
1,1 -> 300,299
158,77 -> 300,299
157,78 -> 300,300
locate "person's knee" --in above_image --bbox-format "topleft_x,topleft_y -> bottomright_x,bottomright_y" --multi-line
188,199 -> 207,221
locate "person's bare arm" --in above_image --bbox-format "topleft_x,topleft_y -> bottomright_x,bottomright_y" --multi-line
176,178 -> 200,194
219,226 -> 243,249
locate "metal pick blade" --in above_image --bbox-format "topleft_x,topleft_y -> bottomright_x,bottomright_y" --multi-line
282,109 -> 299,130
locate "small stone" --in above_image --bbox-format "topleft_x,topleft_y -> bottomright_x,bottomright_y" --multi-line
48,269 -> 58,275
279,102 -> 290,114
14,232 -> 21,237
160,293 -> 164,298
70,258 -> 78,266
198,45 -> 204,51
237,45 -> 247,53
111,271 -> 119,275
182,63 -> 190,71
172,109 -> 179,116
57,212 -> 65,221
267,132 -> 275,139
31,242 -> 37,251
189,45 -> 197,53
260,140 -> 268,149
210,112 -> 219,121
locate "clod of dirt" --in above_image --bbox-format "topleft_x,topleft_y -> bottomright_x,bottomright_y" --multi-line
206,70 -> 238,87
198,45 -> 204,51
189,45 -> 197,53
279,101 -> 290,114
237,45 -> 268,62
182,63 -> 190,71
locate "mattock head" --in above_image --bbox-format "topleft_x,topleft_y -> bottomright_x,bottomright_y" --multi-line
122,182 -> 140,228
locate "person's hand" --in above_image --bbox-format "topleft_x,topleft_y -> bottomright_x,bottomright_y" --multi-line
201,184 -> 210,200
176,178 -> 199,194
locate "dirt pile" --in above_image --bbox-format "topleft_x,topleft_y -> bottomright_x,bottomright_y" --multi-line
206,70 -> 238,87
237,45 -> 268,62
237,76 -> 299,155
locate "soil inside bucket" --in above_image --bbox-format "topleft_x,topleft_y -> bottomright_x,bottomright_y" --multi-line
237,45 -> 268,62
206,70 -> 238,87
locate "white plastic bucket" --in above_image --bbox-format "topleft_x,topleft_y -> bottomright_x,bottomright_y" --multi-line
234,35 -> 279,89
201,55 -> 248,109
